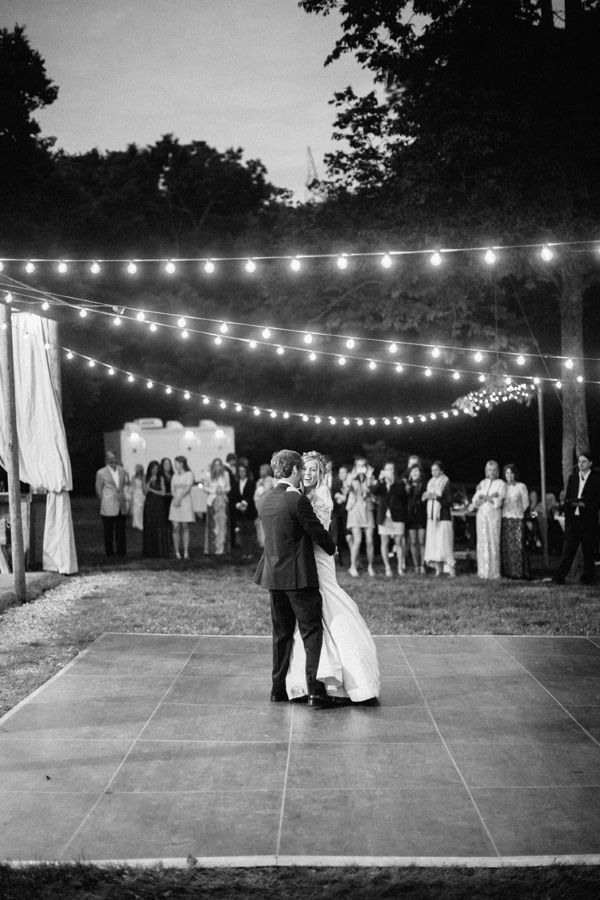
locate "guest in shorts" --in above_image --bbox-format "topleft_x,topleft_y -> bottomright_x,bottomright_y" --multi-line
372,461 -> 407,576
169,455 -> 195,560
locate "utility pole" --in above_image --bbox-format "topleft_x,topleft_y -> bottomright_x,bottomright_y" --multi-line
0,302 -> 26,601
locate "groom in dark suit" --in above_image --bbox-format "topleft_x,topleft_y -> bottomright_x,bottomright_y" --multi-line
254,449 -> 338,708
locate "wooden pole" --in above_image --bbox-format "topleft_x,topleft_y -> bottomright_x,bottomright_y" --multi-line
0,303 -> 26,601
537,381 -> 550,569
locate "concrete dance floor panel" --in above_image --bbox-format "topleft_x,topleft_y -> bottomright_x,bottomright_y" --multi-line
1,633 -> 600,866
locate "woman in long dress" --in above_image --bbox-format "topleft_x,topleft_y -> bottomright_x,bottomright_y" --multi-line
423,460 -> 456,576
500,463 -> 530,579
169,455 -> 195,560
142,460 -> 170,558
345,458 -> 376,578
130,463 -> 145,531
286,451 -> 380,704
203,458 -> 231,555
470,459 -> 506,579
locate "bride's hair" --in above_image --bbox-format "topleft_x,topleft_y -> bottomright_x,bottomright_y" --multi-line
301,450 -> 327,487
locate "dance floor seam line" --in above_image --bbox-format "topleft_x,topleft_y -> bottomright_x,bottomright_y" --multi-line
56,640 -> 201,860
397,644 -> 501,859
493,643 -> 600,750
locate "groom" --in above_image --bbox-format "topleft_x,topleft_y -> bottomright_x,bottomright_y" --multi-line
254,449 -> 339,708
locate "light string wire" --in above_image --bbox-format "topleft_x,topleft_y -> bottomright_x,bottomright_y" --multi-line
0,274 -> 594,372
1,236 -> 599,265
7,313 -> 537,426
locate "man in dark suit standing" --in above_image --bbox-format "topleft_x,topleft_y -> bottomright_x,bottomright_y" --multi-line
254,449 -> 338,708
554,451 -> 600,585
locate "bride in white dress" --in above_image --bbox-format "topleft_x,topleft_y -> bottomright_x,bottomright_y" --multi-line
286,451 -> 380,703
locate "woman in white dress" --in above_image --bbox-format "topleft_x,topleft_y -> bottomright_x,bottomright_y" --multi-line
286,451 -> 380,703
469,459 -> 506,579
423,460 -> 456,576
169,455 -> 195,559
130,463 -> 145,531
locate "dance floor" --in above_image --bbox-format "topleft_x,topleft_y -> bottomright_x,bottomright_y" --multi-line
1,632 -> 600,866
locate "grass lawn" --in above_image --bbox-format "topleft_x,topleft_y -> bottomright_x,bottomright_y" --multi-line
1,498 -> 599,897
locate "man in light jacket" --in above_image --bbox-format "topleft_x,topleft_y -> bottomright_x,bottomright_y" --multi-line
95,450 -> 129,557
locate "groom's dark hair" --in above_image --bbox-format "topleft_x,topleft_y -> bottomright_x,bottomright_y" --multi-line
271,449 -> 302,479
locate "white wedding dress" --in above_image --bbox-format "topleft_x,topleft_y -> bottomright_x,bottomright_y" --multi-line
286,484 -> 381,702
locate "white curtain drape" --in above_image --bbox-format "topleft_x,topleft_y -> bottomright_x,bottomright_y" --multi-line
0,313 -> 78,574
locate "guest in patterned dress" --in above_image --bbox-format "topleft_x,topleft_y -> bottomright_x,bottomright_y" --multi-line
500,464 -> 530,579
423,461 -> 456,577
203,458 -> 231,555
469,460 -> 506,579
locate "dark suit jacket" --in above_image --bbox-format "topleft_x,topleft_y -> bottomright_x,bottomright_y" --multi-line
254,483 -> 335,590
230,478 -> 257,520
563,469 -> 600,527
371,480 -> 407,525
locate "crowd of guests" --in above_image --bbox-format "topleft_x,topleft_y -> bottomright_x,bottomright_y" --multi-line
95,447 -> 600,583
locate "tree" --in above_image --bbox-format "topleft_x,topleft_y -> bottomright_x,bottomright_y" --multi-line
301,0 -> 600,482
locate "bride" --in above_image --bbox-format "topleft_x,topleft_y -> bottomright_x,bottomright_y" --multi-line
286,451 -> 380,703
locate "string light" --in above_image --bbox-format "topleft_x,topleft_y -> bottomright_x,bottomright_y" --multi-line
452,371 -> 461,380
381,253 -> 393,269
181,329 -> 189,339
57,261 -> 68,274
245,259 -> 256,274
345,338 -> 356,350
430,251 -> 442,267
432,347 -> 441,358
204,260 -> 215,274
473,351 -> 483,363
424,368 -> 433,377
309,352 -> 317,361
516,354 -> 525,366
177,317 -> 186,328
219,322 -> 229,334
136,310 -> 145,322
79,308 -> 88,318
41,300 -> 50,311
165,260 -> 176,274
368,360 -> 377,370
276,345 -> 285,356
303,333 -> 313,344
262,328 -> 272,340
336,254 -> 348,270
484,249 -> 497,265
540,245 -> 554,262
5,292 -> 13,303
388,343 -> 398,354
248,340 -> 257,349
126,261 -> 137,275
108,367 -> 115,376
290,257 -> 301,272
90,261 -> 101,275
338,356 -> 346,366
149,322 -> 157,332
214,336 -> 222,346
25,261 -> 35,274
128,374 -> 135,382
565,358 -> 574,369
395,364 -> 404,373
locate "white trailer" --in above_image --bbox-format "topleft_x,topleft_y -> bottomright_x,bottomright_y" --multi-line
104,418 -> 235,514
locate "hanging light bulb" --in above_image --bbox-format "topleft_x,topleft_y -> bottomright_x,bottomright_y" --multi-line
202,396 -> 210,405
478,373 -> 486,383
25,261 -> 35,274
219,322 -> 229,334
245,259 -> 256,274
220,400 -> 227,409
204,260 -> 215,274
136,310 -> 145,322
395,364 -> 404,373
432,347 -> 441,358
149,322 -> 157,332
336,254 -> 348,270
343,418 -> 350,426
577,374 -> 584,383
473,350 -> 483,363
308,352 -> 317,361
254,407 -> 261,416
290,257 -> 301,272
184,391 -> 190,400
380,253 -> 393,269
270,411 -> 277,418
303,333 -> 313,344
262,327 -> 272,340
368,360 -> 377,370
556,380 -> 562,389
79,308 -> 88,318
108,367 -> 115,376
165,386 -> 172,394
484,249 -> 496,265
57,260 -> 68,274
330,417 -> 337,426
314,416 -> 321,424
452,371 -> 461,380
384,418 -> 390,426
516,354 -> 525,366
214,336 -> 223,346
430,251 -> 442,267
146,380 -> 153,388
126,261 -> 137,275
177,317 -> 186,328
248,340 -> 257,349
424,368 -> 432,377
5,292 -> 13,303
88,359 -> 95,367
90,261 -> 101,275
181,329 -> 189,339
345,338 -> 356,350
276,345 -> 285,356
369,418 -> 376,426
540,245 -> 554,262
388,343 -> 398,354
66,350 -> 73,359
41,300 -> 50,311
236,404 -> 242,412
301,414 -> 308,422
565,358 -> 574,369
357,418 -> 363,426
533,377 -> 540,386
430,413 -> 437,420
164,260 -> 176,274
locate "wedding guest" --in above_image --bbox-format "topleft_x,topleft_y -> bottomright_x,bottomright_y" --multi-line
224,452 -> 238,549
500,464 -> 530,579
331,464 -> 350,565
95,450 -> 129,557
143,460 -> 169,558
372,461 -> 407,576
406,464 -> 427,574
554,450 -> 600,585
423,460 -> 455,577
161,457 -> 174,551
254,463 -> 276,548
130,463 -> 145,531
345,457 -> 376,577
203,457 -> 231,555
169,455 -> 195,560
545,493 -> 564,556
525,489 -> 543,551
469,460 -> 506,579
231,462 -> 257,559
401,453 -> 422,484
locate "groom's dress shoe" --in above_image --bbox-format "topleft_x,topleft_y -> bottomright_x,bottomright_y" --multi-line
308,694 -> 340,709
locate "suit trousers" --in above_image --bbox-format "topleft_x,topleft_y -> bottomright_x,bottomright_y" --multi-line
102,513 -> 127,557
270,586 -> 324,698
555,517 -> 598,583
